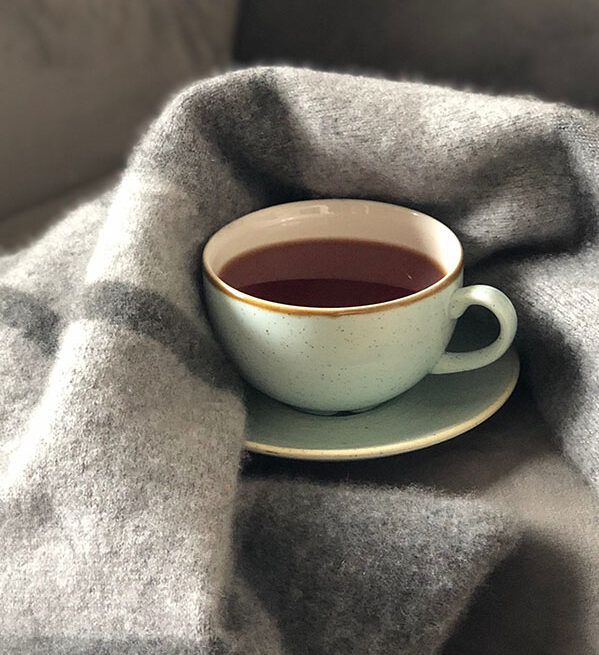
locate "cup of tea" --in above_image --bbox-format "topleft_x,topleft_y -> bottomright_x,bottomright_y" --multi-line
202,199 -> 517,414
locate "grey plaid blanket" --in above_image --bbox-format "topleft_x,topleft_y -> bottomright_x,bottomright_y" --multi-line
1,67 -> 598,653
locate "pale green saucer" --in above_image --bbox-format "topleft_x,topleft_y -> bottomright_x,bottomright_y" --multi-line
244,315 -> 520,460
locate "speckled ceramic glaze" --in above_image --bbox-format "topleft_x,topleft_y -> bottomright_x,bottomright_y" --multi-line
244,314 -> 520,460
202,200 -> 517,414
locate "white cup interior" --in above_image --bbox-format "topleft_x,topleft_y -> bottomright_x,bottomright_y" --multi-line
204,199 -> 462,290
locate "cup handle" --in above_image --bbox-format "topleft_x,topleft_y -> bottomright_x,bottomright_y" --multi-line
430,285 -> 517,375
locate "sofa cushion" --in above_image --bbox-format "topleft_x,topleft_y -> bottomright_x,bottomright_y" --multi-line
0,0 -> 238,220
236,0 -> 599,111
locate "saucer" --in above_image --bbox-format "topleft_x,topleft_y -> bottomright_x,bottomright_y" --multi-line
243,313 -> 520,460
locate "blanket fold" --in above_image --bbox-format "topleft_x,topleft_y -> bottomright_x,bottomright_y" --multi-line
1,66 -> 598,653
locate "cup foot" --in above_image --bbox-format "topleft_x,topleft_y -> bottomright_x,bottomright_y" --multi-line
297,404 -> 380,417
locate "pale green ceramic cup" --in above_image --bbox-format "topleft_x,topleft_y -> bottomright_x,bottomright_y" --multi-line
202,199 -> 517,414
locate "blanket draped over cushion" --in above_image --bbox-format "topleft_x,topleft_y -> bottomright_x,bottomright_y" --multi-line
1,67 -> 598,653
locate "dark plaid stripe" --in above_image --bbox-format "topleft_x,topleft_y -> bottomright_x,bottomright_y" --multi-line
0,282 -> 238,389
77,281 -> 239,390
0,285 -> 60,356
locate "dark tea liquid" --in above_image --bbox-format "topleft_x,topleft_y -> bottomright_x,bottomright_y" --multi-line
218,239 -> 445,308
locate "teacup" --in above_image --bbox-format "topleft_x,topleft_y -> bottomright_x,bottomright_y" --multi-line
202,199 -> 517,414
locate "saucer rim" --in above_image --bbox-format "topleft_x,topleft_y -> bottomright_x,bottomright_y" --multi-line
245,351 -> 519,461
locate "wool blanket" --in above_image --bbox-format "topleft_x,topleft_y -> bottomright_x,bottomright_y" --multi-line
1,67 -> 598,653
